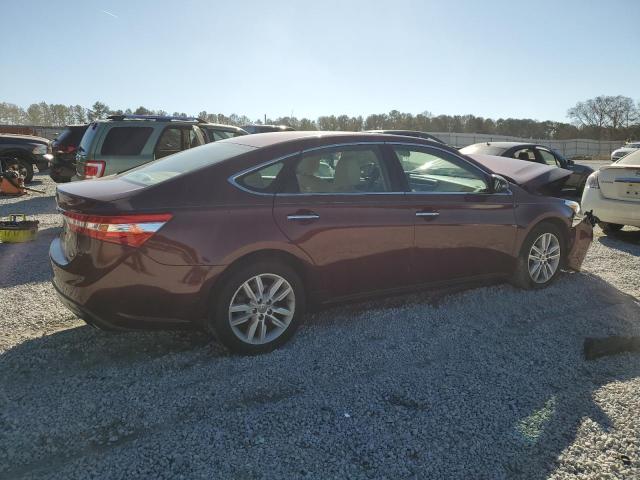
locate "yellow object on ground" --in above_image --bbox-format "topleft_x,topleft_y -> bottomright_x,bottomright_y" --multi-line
0,214 -> 39,243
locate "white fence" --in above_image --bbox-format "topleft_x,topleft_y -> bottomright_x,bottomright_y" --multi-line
431,132 -> 620,159
1,124 -> 622,159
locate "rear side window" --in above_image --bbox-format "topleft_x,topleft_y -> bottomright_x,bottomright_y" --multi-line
237,162 -> 285,192
122,142 -> 254,186
101,127 -> 153,155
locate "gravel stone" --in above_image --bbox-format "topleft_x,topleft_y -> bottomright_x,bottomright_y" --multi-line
1,174 -> 639,479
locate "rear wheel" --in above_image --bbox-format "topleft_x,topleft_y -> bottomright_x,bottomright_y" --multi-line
599,222 -> 623,235
511,223 -> 564,289
1,156 -> 34,183
207,261 -> 305,354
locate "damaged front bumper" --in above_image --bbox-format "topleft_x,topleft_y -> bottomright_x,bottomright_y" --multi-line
566,212 -> 595,271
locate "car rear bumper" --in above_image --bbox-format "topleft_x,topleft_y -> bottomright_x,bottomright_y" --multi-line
50,237 -> 224,330
581,187 -> 640,227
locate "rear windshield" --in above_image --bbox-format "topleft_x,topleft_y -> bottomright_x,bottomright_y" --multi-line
56,126 -> 88,145
78,123 -> 100,154
617,149 -> 640,165
121,142 -> 255,186
101,127 -> 153,155
459,144 -> 506,156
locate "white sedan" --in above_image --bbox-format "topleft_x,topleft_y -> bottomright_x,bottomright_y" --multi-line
582,149 -> 640,233
610,141 -> 640,162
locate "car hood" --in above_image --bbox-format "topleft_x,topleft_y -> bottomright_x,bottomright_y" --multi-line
469,154 -> 572,193
0,134 -> 50,144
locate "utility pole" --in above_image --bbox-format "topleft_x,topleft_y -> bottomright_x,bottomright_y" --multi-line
264,114 -> 267,125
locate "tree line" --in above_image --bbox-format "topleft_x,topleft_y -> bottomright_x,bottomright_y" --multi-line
1,95 -> 638,141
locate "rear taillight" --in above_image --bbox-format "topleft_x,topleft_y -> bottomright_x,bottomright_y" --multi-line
84,160 -> 106,179
63,212 -> 172,247
586,172 -> 600,189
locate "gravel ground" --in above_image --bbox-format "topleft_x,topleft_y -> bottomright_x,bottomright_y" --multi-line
1,174 -> 639,479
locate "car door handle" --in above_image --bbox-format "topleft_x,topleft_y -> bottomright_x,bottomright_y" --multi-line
287,213 -> 320,221
415,211 -> 439,218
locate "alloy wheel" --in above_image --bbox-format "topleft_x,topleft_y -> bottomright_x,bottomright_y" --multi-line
528,233 -> 561,284
228,273 -> 295,345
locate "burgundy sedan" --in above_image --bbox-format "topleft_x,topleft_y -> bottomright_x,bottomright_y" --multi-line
50,132 -> 593,354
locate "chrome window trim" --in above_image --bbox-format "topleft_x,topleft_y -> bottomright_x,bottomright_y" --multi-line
227,140 -> 511,197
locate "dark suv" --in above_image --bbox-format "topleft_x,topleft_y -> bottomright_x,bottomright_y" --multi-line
75,115 -> 243,180
49,125 -> 89,183
0,134 -> 52,183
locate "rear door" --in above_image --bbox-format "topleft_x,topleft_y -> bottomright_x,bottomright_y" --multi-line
389,144 -> 517,283
272,144 -> 415,299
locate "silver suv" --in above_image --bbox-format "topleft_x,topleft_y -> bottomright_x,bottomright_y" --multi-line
75,115 -> 246,180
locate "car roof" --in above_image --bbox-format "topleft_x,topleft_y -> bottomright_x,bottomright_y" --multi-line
222,131 -> 449,150
473,142 -> 537,149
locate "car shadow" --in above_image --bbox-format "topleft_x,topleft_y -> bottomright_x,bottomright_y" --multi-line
1,273 -> 639,479
0,228 -> 60,287
598,228 -> 640,255
0,194 -> 57,217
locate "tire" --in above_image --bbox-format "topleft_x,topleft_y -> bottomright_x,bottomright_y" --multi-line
1,156 -> 34,183
510,222 -> 564,290
207,260 -> 305,354
599,222 -> 623,234
50,173 -> 71,183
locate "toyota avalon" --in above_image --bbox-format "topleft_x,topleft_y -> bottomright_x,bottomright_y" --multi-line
50,132 -> 593,354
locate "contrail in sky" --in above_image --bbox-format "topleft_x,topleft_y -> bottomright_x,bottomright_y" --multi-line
101,10 -> 118,18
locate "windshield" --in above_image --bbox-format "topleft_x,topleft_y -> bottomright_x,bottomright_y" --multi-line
625,143 -> 640,148
617,149 -> 640,165
122,142 -> 254,186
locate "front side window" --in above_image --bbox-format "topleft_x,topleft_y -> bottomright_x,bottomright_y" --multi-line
538,149 -> 559,166
293,146 -> 390,193
101,127 -> 153,155
394,147 -> 488,193
206,128 -> 245,141
188,127 -> 204,148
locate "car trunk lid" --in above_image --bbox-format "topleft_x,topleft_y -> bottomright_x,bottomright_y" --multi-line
597,165 -> 640,201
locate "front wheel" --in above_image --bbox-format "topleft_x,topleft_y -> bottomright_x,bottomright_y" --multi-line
207,261 -> 305,354
599,222 -> 623,235
511,223 -> 564,289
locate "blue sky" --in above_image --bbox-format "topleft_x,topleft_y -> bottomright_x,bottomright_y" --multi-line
1,0 -> 638,122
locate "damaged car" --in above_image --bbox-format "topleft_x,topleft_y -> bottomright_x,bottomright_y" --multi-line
50,132 -> 593,354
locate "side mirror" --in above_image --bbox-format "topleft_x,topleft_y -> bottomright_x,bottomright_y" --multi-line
491,174 -> 510,193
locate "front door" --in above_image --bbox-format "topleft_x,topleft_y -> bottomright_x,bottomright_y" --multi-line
273,144 -> 414,299
389,144 -> 517,284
